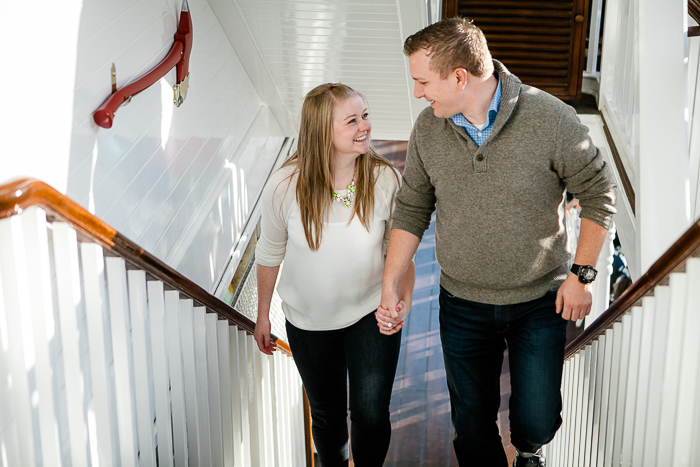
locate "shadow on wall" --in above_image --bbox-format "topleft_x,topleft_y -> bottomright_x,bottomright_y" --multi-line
63,0 -> 287,294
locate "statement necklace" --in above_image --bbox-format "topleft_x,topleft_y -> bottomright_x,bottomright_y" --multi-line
333,177 -> 356,208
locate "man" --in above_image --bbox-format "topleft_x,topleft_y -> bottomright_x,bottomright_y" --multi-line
377,17 -> 616,467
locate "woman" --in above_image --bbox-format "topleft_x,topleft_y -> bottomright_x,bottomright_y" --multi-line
254,83 -> 415,466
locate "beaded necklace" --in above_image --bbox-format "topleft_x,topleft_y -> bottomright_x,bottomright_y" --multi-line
332,177 -> 356,208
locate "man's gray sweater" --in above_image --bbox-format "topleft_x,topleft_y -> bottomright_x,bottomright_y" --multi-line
392,60 -> 617,305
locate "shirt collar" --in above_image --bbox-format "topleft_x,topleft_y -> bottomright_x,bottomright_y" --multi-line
452,70 -> 501,127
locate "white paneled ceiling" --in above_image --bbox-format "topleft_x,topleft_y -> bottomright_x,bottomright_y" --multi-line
212,0 -> 429,141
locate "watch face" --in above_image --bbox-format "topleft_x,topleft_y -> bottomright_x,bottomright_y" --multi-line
583,269 -> 596,281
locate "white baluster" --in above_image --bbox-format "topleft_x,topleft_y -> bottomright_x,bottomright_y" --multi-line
611,314 -> 633,466
0,259 -> 22,467
260,353 -> 277,466
570,354 -> 583,466
23,208 -> 63,466
80,242 -> 117,466
553,360 -> 570,466
0,215 -> 37,466
204,313 -> 224,466
590,334 -> 607,467
602,322 -> 623,467
673,258 -> 700,466
193,307 -> 213,467
179,299 -> 202,467
248,335 -> 264,466
236,329 -> 252,466
105,257 -> 139,466
631,296 -> 656,467
656,273 -> 689,464
217,321 -> 234,467
596,328 -> 614,467
227,327 -> 245,467
574,346 -> 592,467
164,291 -> 188,467
127,270 -> 157,466
275,354 -> 292,466
642,285 -> 672,466
583,340 -> 600,467
586,0 -> 604,75
621,307 -> 644,466
146,281 -> 174,467
296,373 -> 306,467
52,222 -> 90,466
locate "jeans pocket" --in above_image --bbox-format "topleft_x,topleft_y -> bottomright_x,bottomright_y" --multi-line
440,285 -> 459,300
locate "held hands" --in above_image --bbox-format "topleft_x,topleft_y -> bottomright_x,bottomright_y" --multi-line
253,315 -> 277,355
556,273 -> 593,321
375,299 -> 410,335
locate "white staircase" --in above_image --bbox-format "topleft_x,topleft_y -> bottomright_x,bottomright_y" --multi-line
544,245 -> 700,466
0,205 -> 306,467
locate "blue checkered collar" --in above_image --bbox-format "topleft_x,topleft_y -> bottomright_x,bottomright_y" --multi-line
450,71 -> 501,145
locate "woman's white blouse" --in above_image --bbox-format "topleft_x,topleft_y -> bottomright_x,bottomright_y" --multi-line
255,164 -> 401,331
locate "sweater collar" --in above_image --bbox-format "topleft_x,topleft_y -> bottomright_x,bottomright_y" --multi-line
445,60 -> 521,149
488,60 -> 521,138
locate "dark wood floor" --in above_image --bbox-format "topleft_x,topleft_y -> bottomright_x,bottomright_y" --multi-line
382,219 -> 517,467
373,141 -> 517,466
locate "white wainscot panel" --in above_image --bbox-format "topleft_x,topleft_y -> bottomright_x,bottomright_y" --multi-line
175,108 -> 286,293
66,0 -> 265,249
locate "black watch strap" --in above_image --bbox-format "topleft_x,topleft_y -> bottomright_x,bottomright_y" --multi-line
571,264 -> 598,284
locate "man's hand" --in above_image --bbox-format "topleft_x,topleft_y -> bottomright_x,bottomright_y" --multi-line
556,274 -> 593,321
375,301 -> 409,335
253,316 -> 277,355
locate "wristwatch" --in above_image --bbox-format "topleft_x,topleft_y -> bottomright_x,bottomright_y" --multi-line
571,264 -> 598,284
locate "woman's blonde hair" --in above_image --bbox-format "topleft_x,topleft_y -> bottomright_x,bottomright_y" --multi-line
281,83 -> 397,251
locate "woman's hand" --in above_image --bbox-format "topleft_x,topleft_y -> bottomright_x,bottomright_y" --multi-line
254,316 -> 277,355
375,300 -> 410,336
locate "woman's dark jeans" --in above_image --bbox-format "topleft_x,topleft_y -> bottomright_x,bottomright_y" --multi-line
439,286 -> 568,466
286,311 -> 402,467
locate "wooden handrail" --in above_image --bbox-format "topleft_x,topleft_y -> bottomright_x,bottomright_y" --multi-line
0,178 -> 291,356
565,218 -> 700,359
689,0 -> 700,27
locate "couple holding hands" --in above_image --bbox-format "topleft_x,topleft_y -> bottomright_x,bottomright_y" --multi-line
254,18 -> 616,467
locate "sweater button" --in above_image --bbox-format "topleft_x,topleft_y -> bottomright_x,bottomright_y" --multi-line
476,155 -> 484,162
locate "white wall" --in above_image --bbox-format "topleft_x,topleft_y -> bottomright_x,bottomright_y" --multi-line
688,19 -> 700,221
1,0 -> 287,293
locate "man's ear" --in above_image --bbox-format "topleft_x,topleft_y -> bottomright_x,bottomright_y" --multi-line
454,68 -> 468,90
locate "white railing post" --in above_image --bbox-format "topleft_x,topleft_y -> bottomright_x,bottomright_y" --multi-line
586,0 -> 604,76
637,0 -> 690,271
204,313 -> 225,467
631,296 -> 656,467
127,270 -> 158,466
674,258 -> 700,465
164,291 -> 189,467
81,242 -> 118,466
146,280 -> 174,467
22,208 -> 62,467
52,222 -> 91,466
656,273 -> 689,463
105,256 -> 139,466
193,306 -> 213,467
641,285 -> 672,465
217,321 -> 235,467
0,214 -> 39,466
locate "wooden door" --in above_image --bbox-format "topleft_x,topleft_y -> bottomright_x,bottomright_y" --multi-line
442,0 -> 590,101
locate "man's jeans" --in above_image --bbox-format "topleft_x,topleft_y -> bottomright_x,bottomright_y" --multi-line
439,286 -> 568,466
285,311 -> 401,467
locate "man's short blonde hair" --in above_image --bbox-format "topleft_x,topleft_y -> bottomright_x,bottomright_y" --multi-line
403,17 -> 494,79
